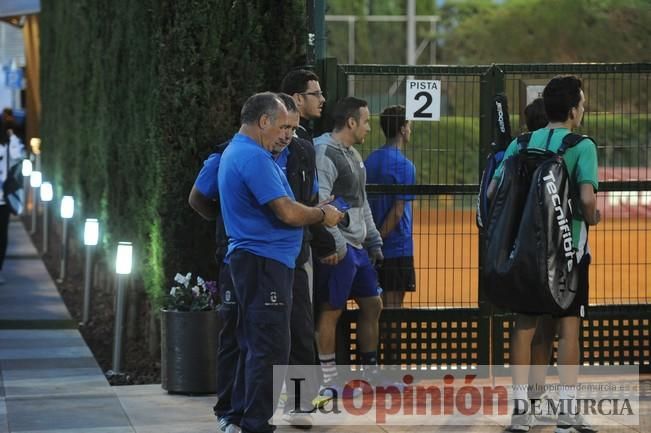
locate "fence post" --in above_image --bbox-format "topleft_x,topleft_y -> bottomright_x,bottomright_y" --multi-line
316,57 -> 341,134
478,64 -> 505,371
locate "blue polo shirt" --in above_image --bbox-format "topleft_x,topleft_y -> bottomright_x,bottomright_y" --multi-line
195,152 -> 221,199
218,133 -> 302,268
365,145 -> 416,258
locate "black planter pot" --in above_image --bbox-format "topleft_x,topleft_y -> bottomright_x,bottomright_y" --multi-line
161,309 -> 220,394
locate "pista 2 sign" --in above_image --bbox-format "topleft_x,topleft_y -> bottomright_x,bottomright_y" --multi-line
405,79 -> 441,121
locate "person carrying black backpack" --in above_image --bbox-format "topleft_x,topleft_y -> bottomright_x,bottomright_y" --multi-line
487,76 -> 601,433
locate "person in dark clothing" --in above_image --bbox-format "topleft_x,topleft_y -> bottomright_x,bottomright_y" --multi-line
278,72 -> 333,427
280,69 -> 325,144
0,119 -> 24,284
188,140 -> 235,433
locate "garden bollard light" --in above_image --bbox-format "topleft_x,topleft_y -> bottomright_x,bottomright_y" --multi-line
30,138 -> 41,171
57,196 -> 74,283
29,171 -> 42,235
112,242 -> 132,374
81,219 -> 99,326
40,182 -> 53,254
21,159 -> 32,216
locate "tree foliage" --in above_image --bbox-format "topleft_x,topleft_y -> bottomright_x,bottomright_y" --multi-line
323,0 -> 650,65
440,0 -> 651,64
40,0 -> 305,309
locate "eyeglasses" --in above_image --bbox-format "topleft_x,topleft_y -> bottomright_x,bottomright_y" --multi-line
301,91 -> 324,98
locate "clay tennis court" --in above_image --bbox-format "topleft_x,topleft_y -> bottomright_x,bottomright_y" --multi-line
403,207 -> 651,309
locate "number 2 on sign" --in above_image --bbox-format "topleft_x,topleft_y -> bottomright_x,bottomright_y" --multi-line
413,91 -> 433,118
406,79 -> 441,121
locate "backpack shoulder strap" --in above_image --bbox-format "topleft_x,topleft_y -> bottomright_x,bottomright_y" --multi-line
558,133 -> 592,155
516,132 -> 532,151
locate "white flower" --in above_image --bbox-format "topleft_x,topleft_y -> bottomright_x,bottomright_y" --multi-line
191,285 -> 200,296
170,287 -> 178,296
174,272 -> 192,287
197,276 -> 205,286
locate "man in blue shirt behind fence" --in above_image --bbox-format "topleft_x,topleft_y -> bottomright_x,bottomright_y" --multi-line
365,105 -> 416,309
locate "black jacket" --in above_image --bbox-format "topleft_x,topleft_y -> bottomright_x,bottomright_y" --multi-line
285,136 -> 336,265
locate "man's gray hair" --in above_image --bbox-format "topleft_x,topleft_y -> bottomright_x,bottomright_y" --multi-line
240,92 -> 285,125
276,92 -> 298,113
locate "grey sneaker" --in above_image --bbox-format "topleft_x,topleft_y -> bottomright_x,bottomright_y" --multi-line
506,411 -> 533,432
217,417 -> 241,433
282,410 -> 313,429
554,412 -> 598,433
0,273 -> 6,284
532,391 -> 558,423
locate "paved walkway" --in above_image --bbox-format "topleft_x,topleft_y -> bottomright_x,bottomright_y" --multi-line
0,218 -> 647,432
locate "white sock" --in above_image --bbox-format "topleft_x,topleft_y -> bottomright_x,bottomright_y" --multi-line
512,386 -> 528,414
319,353 -> 338,385
559,386 -> 577,415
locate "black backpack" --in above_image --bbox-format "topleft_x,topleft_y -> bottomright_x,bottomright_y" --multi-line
482,132 -> 591,315
477,93 -> 512,231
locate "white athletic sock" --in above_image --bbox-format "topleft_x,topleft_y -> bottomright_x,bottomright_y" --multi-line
559,386 -> 577,415
512,385 -> 529,414
319,353 -> 338,385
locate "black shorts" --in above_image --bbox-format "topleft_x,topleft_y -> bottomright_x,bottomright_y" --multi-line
554,254 -> 590,318
378,256 -> 416,293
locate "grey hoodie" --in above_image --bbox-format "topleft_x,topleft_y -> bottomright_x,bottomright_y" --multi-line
314,133 -> 382,258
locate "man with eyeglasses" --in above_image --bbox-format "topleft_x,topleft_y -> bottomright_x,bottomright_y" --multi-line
281,69 -> 325,144
278,70 -> 336,428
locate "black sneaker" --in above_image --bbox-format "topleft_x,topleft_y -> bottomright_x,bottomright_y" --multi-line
554,412 -> 598,433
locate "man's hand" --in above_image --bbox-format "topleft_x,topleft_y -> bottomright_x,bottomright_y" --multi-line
318,195 -> 334,207
321,204 -> 344,227
319,252 -> 340,266
369,248 -> 384,267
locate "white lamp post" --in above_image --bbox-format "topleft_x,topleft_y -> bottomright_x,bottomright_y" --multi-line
81,218 -> 99,326
21,159 -> 32,215
57,196 -> 74,282
21,159 -> 32,177
112,242 -> 133,374
29,171 -> 42,234
40,182 -> 53,254
30,138 -> 41,171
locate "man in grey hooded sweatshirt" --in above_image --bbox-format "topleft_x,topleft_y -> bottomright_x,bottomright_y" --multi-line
313,97 -> 384,403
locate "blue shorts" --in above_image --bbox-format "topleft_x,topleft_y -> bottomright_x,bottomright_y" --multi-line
316,244 -> 380,309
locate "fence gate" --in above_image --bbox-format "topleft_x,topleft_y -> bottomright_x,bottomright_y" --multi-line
318,59 -> 651,374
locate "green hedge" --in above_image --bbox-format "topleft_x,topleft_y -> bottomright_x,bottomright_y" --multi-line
40,0 -> 306,306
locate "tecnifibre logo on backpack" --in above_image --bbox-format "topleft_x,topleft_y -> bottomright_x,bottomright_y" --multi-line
542,170 -> 574,271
